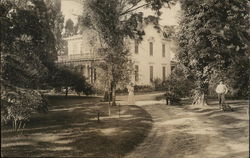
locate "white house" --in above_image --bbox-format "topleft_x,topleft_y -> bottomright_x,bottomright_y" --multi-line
57,24 -> 175,86
129,24 -> 172,85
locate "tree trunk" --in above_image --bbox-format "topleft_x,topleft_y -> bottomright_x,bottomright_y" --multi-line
111,83 -> 116,106
192,91 -> 208,106
108,90 -> 111,116
65,87 -> 68,98
192,80 -> 209,106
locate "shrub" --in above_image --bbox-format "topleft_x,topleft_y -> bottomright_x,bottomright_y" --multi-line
116,88 -> 128,94
164,64 -> 195,105
48,66 -> 94,96
153,78 -> 165,91
1,82 -> 48,131
164,91 -> 181,105
134,85 -> 154,93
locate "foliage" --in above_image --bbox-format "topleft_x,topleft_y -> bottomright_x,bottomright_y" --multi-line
164,64 -> 194,101
64,18 -> 74,37
153,78 -> 165,91
44,0 -> 64,56
48,65 -> 93,96
0,0 -> 63,129
162,25 -> 176,39
72,75 -> 94,96
164,91 -> 181,105
178,0 -> 249,104
1,81 -> 48,130
224,57 -> 249,98
134,85 -> 154,92
208,66 -> 249,99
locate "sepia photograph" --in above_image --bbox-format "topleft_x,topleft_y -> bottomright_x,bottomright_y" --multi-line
1,0 -> 249,157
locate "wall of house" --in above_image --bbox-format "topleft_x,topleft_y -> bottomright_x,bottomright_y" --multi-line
62,35 -> 91,83
66,30 -> 99,57
130,25 -> 171,85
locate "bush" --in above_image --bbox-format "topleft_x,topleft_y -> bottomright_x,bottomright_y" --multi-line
1,82 -> 48,131
134,85 -> 154,92
164,91 -> 181,105
116,88 -> 128,94
164,64 -> 195,105
48,65 -> 94,96
153,78 -> 165,91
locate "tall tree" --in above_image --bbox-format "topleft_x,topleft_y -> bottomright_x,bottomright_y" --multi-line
0,0 -> 63,129
178,0 -> 249,105
81,0 -> 175,106
64,18 -> 74,37
45,0 -> 64,57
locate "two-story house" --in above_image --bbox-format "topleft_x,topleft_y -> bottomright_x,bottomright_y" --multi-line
57,24 -> 174,86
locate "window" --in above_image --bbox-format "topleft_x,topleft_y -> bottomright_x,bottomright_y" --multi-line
162,44 -> 166,57
150,66 -> 153,82
135,65 -> 139,82
162,66 -> 166,81
135,40 -> 139,54
149,42 -> 153,56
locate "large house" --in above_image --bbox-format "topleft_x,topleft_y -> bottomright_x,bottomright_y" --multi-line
57,24 -> 175,86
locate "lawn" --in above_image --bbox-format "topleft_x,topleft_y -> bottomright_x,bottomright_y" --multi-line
1,96 -> 152,158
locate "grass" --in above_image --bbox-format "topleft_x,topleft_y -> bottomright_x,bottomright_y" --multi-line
1,96 -> 152,158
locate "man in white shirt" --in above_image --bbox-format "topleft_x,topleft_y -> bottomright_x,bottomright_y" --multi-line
215,80 -> 228,109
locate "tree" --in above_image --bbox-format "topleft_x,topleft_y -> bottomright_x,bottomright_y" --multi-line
45,0 -> 65,57
73,16 -> 83,35
81,0 -> 175,106
64,18 -> 74,37
164,64 -> 195,104
177,0 -> 249,105
1,0 -> 63,130
48,65 -> 93,97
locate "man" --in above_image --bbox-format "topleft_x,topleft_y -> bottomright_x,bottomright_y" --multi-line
215,80 -> 228,109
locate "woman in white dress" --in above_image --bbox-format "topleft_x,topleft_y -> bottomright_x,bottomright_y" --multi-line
127,83 -> 135,105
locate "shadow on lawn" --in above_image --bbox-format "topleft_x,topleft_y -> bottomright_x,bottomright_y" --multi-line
1,97 -> 152,158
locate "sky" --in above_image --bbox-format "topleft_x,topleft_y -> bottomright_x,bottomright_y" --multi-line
61,0 -> 181,26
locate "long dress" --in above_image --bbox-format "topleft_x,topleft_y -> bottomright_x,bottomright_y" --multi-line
127,85 -> 135,105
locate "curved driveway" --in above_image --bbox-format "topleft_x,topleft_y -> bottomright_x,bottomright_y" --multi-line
117,94 -> 249,158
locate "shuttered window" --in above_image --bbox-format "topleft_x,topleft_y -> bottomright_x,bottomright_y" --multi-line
150,66 -> 153,82
135,65 -> 139,81
149,42 -> 153,56
135,40 -> 139,54
162,66 -> 166,81
162,44 -> 166,57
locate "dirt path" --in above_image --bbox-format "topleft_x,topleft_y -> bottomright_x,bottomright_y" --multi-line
123,100 -> 249,158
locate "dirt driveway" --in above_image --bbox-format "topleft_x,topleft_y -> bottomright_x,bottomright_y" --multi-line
123,99 -> 249,158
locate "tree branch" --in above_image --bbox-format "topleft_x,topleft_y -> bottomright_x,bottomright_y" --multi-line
121,0 -> 142,14
119,2 -> 150,16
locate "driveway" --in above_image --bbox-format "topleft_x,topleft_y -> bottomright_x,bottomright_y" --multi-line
119,94 -> 249,158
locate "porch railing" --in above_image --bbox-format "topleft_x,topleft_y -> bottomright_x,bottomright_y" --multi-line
58,53 -> 101,62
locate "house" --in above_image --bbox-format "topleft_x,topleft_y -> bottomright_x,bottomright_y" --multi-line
57,24 -> 175,86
